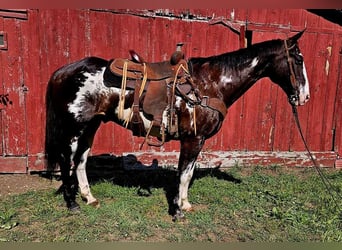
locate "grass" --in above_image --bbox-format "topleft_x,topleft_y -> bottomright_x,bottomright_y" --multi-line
0,165 -> 341,242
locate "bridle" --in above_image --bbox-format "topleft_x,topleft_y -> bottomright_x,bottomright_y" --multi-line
284,40 -> 299,106
284,40 -> 342,210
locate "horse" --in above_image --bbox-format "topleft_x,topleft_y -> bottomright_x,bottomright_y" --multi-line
45,30 -> 310,221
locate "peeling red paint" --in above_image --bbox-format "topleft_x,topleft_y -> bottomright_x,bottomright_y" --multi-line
124,151 -> 337,168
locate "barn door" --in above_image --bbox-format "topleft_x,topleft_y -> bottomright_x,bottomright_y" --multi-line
238,27 -> 337,157
333,37 -> 342,166
0,11 -> 28,173
237,28 -> 291,152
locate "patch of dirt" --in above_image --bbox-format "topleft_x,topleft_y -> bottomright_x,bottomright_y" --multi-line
0,174 -> 60,198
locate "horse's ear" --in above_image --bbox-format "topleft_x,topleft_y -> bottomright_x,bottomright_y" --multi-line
287,29 -> 306,46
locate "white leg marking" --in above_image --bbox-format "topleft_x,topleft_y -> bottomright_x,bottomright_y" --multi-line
178,163 -> 196,211
69,136 -> 78,175
75,148 -> 97,205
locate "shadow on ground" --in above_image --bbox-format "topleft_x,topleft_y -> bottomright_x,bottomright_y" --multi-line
85,154 -> 241,215
43,153 -> 241,215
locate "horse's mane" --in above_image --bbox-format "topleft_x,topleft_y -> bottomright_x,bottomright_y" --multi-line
189,39 -> 283,69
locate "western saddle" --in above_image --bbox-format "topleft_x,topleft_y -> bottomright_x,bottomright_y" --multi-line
108,43 -> 227,147
109,43 -> 192,147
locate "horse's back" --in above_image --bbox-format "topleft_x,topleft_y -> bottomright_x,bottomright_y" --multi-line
49,57 -> 109,84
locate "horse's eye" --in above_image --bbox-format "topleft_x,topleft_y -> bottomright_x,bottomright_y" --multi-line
295,59 -> 302,65
294,55 -> 303,65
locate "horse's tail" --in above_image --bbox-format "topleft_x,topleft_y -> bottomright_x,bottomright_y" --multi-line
45,77 -> 61,174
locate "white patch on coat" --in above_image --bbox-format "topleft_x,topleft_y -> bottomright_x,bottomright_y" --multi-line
175,96 -> 194,128
115,107 -> 132,121
298,61 -> 310,105
250,57 -> 259,68
70,136 -> 79,165
220,75 -> 233,84
162,109 -> 169,131
68,70 -> 104,121
139,111 -> 152,130
187,103 -> 194,128
68,68 -> 130,122
68,69 -> 101,121
175,96 -> 183,109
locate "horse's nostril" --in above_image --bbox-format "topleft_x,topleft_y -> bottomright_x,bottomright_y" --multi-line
306,95 -> 310,100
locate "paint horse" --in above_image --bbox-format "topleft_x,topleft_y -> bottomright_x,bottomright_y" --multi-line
45,30 -> 310,220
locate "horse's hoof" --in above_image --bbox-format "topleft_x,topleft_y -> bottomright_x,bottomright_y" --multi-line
68,202 -> 80,212
89,199 -> 100,208
172,211 -> 186,222
181,202 -> 193,212
183,206 -> 194,212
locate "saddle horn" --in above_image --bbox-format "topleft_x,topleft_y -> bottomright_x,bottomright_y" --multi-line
129,50 -> 145,63
170,43 -> 185,65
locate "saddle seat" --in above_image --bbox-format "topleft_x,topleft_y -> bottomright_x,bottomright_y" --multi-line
110,57 -> 188,82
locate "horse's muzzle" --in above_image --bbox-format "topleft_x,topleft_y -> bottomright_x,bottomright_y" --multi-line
299,93 -> 310,105
289,94 -> 310,106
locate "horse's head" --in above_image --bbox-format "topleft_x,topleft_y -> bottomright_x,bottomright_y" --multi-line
270,30 -> 310,106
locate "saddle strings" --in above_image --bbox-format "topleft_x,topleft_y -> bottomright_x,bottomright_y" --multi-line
118,61 -> 128,120
171,63 -> 197,135
139,63 -> 148,97
123,63 -> 147,128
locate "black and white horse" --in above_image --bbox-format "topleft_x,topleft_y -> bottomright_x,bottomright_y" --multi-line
45,30 -> 310,220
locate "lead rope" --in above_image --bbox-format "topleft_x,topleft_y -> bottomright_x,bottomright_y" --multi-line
291,105 -> 341,211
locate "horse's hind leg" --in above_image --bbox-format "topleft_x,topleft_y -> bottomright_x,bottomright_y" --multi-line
59,148 -> 80,211
72,117 -> 102,207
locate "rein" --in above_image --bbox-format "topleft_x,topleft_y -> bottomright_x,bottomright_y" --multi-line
285,40 -> 341,209
291,105 -> 341,209
284,40 -> 342,208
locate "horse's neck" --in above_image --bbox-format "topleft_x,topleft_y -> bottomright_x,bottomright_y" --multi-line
219,55 -> 271,108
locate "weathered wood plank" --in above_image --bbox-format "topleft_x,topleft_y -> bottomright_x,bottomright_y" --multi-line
2,17 -> 27,158
0,157 -> 27,173
98,150 -> 338,169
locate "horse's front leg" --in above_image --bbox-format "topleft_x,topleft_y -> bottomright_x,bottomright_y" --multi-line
173,136 -> 205,221
59,152 -> 80,211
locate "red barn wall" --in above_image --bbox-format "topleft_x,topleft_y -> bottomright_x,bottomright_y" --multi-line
0,9 -> 341,172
